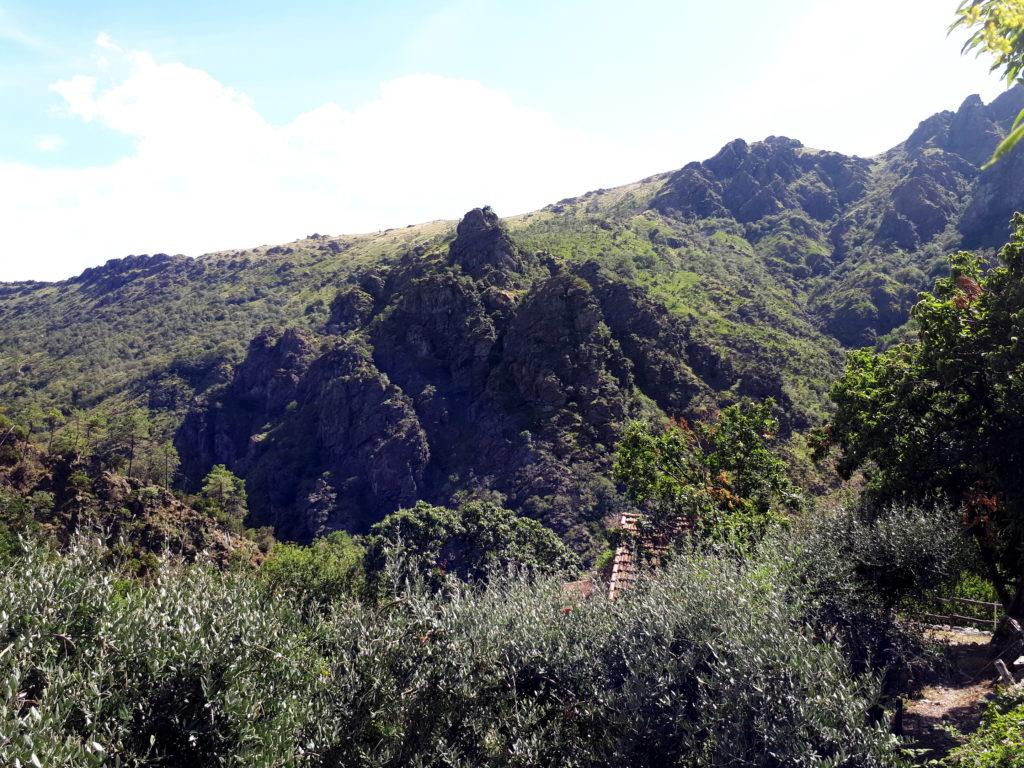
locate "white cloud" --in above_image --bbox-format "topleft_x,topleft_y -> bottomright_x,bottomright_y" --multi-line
1,39 -> 665,282
33,134 -> 65,152
725,0 -> 1006,156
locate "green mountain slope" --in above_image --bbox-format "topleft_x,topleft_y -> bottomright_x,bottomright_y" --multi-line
2,87 -> 1022,547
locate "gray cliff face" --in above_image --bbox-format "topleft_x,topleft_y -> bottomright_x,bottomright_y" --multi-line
179,333 -> 429,539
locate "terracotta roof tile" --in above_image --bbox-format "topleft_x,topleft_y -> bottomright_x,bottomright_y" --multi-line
607,511 -> 690,600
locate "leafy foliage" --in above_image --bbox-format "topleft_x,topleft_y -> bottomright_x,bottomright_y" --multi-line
613,399 -> 797,544
943,685 -> 1024,767
822,215 -> 1024,617
0,535 -> 905,767
259,531 -> 366,609
198,464 -> 249,532
775,502 -> 964,693
365,500 -> 579,586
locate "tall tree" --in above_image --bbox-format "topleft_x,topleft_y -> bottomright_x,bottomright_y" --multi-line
199,465 -> 249,531
820,215 -> 1024,618
613,399 -> 796,546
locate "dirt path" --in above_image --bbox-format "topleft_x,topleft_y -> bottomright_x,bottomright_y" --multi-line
902,630 -> 998,761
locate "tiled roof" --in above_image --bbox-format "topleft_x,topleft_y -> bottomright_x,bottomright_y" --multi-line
607,511 -> 690,600
607,512 -> 640,601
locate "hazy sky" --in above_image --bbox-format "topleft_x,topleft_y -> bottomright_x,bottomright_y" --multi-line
0,0 -> 1009,281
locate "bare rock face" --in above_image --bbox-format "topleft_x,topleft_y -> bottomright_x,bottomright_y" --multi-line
962,145 -> 1024,247
327,286 -> 375,333
177,334 -> 429,539
176,327 -> 318,483
959,87 -> 1024,247
371,269 -> 497,398
448,205 -> 534,286
651,137 -> 871,224
899,85 -> 1024,248
875,151 -> 975,249
244,344 -> 430,538
947,94 -> 1006,166
495,272 -> 634,447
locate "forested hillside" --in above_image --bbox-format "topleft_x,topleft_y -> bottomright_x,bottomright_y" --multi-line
2,87 -> 1023,548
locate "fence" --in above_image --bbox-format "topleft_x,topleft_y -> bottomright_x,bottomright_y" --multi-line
913,595 -> 1003,632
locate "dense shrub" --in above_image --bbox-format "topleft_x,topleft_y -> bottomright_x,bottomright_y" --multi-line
1,536 -> 904,767
365,500 -> 579,587
778,502 -> 964,688
613,399 -> 797,547
943,685 -> 1024,767
259,531 -> 366,609
1,542 -> 314,767
0,489 -> 48,563
821,218 -> 1024,619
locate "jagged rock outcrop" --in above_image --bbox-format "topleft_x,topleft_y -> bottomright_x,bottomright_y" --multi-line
962,144 -> 1024,247
492,272 -> 634,448
653,88 -> 1023,348
178,336 -> 429,539
177,327 -> 318,482
244,343 -> 429,538
906,92 -> 1013,165
958,86 -> 1024,247
899,85 -> 1024,247
651,137 -> 872,224
448,205 -> 536,286
326,286 -> 375,333
176,204 -> 828,546
164,85 -> 1024,547
575,261 -> 706,415
875,151 -> 975,249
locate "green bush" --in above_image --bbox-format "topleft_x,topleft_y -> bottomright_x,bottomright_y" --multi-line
0,542 -> 314,767
1,535 -> 904,766
259,531 -> 366,609
943,686 -> 1024,767
777,502 -> 963,687
0,489 -> 49,563
366,500 -> 579,588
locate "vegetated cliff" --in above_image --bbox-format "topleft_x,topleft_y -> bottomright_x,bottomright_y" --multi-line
3,88 -> 1024,548
0,436 -> 259,565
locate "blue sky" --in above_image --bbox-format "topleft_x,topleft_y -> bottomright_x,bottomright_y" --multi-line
0,0 -> 1008,280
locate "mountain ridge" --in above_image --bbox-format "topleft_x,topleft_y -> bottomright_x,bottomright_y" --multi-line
3,86 -> 1023,549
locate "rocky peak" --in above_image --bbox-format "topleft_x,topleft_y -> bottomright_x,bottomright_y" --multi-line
455,205 -> 501,238
947,93 -> 1004,166
987,83 -> 1024,124
906,111 -> 954,150
448,206 -> 532,286
904,89 -> 1023,166
651,136 -> 869,224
